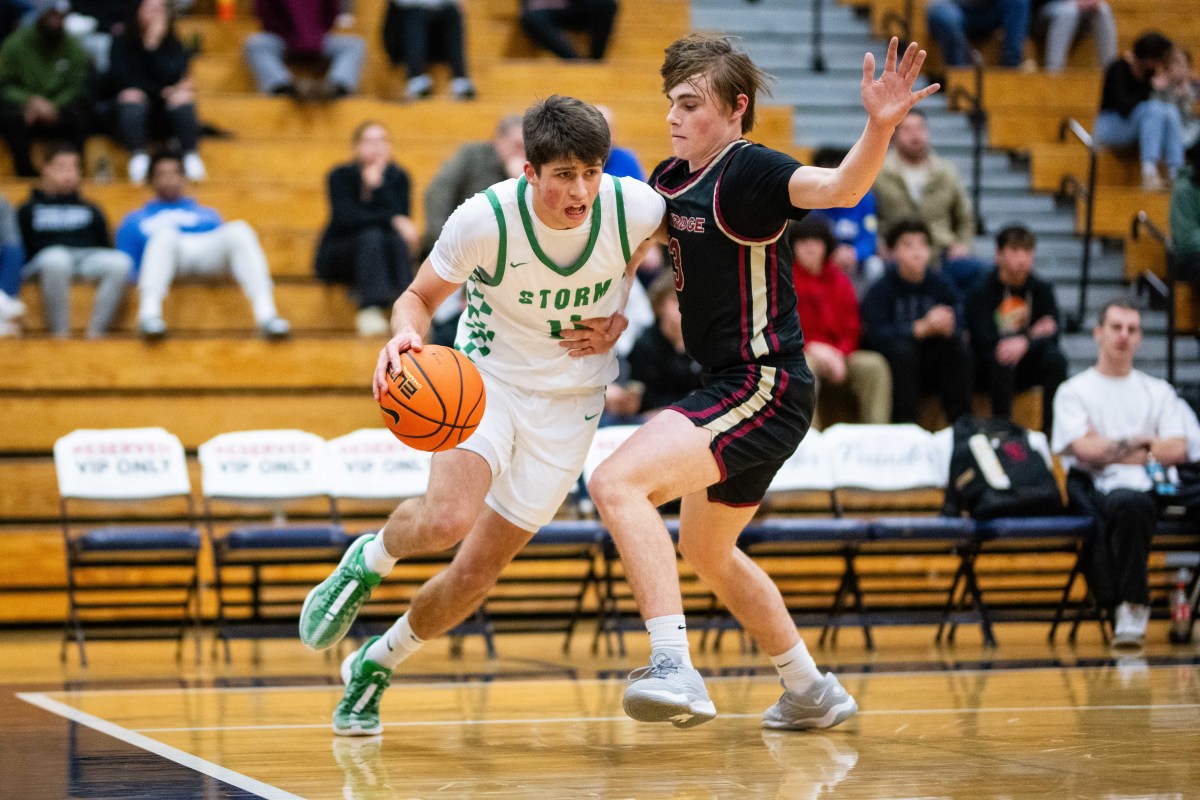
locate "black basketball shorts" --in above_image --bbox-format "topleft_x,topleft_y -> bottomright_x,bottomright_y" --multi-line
668,359 -> 815,506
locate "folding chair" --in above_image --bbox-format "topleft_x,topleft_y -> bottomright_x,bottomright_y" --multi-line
325,428 -> 496,657
822,424 -> 981,645
738,428 -> 876,649
54,427 -> 201,666
199,429 -> 349,660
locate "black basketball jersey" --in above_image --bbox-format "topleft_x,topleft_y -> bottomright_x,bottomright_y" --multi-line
651,140 -> 807,372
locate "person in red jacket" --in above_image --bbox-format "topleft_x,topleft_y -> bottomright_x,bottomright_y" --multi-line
243,0 -> 364,101
789,216 -> 892,426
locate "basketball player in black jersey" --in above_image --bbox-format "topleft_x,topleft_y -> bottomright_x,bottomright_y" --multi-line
589,35 -> 939,730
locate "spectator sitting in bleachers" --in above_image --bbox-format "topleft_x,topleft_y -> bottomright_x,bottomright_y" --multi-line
382,0 -> 474,102
861,218 -> 972,426
421,114 -> 523,255
873,110 -> 987,297
519,0 -> 617,61
315,120 -> 418,337
807,146 -> 883,297
1094,32 -> 1183,191
0,193 -> 24,336
605,271 -> 701,424
1052,300 -> 1193,650
65,0 -> 129,74
107,0 -> 204,183
243,0 -> 364,102
0,0 -> 89,178
1170,142 -> 1200,318
789,217 -> 891,427
116,152 -> 290,340
926,0 -> 1032,69
16,143 -> 131,337
1152,47 -> 1198,160
1033,0 -> 1117,73
965,223 -> 1067,435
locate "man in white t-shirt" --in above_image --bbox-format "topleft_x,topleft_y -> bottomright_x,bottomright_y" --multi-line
1051,300 -> 1192,649
297,95 -> 666,736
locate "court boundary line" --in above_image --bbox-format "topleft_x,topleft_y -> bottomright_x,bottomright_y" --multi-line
15,691 -> 302,800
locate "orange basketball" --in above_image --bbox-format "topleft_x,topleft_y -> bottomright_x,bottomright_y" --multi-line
378,345 -> 486,452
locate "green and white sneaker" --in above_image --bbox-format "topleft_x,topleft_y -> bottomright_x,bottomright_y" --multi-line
300,533 -> 385,650
333,636 -> 393,736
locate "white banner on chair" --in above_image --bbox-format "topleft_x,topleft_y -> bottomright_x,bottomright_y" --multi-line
823,424 -> 944,490
198,430 -> 330,499
767,428 -> 833,492
54,428 -> 190,500
581,425 -> 639,484
327,429 -> 432,500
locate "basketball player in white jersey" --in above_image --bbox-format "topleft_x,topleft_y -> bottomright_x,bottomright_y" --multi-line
298,95 -> 666,736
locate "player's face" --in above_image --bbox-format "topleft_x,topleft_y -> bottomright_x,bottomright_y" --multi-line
995,245 -> 1034,287
665,75 -> 746,167
1094,306 -> 1143,367
525,158 -> 604,230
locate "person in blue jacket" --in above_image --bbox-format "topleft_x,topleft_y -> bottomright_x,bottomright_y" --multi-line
116,151 -> 290,339
807,147 -> 883,295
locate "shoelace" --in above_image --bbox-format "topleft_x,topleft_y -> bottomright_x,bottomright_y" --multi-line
627,653 -> 680,682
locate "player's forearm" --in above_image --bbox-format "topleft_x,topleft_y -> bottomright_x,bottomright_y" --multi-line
823,119 -> 896,208
389,288 -> 435,340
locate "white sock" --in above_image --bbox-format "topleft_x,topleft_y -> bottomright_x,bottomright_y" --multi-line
1142,161 -> 1159,178
646,614 -> 693,668
361,531 -> 397,577
364,612 -> 426,670
772,640 -> 822,694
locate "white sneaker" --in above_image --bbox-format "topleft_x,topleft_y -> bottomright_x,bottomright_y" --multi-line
0,320 -> 19,337
450,77 -> 476,100
138,316 -> 167,339
404,74 -> 433,101
355,307 -> 390,337
1112,601 -> 1149,649
622,652 -> 716,729
762,673 -> 858,731
0,291 -> 24,321
127,152 -> 150,183
259,316 -> 291,339
183,152 -> 207,181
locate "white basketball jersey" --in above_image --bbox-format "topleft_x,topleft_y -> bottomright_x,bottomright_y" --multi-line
453,174 -> 652,394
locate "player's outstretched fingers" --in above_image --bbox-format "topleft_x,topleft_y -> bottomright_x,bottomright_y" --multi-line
896,40 -> 919,78
904,48 -> 927,85
883,36 -> 898,74
862,50 -> 877,85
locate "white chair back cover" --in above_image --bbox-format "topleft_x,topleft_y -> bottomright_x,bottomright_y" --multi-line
198,430 -> 330,500
823,424 -> 944,490
327,429 -> 432,500
54,427 -> 190,500
766,428 -> 834,492
581,425 -> 639,484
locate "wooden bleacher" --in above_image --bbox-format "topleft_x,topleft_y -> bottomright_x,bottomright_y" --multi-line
842,0 -> 1200,335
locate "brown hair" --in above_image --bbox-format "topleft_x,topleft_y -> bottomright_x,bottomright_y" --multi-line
660,34 -> 773,134
647,270 -> 678,318
1097,299 -> 1140,327
522,95 -> 610,171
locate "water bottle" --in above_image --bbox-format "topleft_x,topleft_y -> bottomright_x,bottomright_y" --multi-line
1146,454 -> 1178,496
1169,568 -> 1193,645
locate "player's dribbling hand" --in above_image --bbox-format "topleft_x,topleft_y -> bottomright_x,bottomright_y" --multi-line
558,312 -> 629,358
861,37 -> 941,129
373,331 -> 424,402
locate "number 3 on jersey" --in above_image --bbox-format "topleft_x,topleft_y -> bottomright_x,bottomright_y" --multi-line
668,236 -> 684,291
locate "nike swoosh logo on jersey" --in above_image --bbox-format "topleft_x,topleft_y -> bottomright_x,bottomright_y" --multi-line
510,261 -> 527,268
584,413 -> 600,421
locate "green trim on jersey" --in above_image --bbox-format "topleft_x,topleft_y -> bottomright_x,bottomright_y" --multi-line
612,176 -> 631,263
473,187 -> 508,287
516,175 -> 602,276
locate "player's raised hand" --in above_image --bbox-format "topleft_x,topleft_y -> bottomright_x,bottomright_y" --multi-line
559,312 -> 629,358
372,330 -> 423,401
861,37 -> 940,130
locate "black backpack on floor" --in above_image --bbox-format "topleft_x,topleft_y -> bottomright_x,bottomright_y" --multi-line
942,416 -> 1065,520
